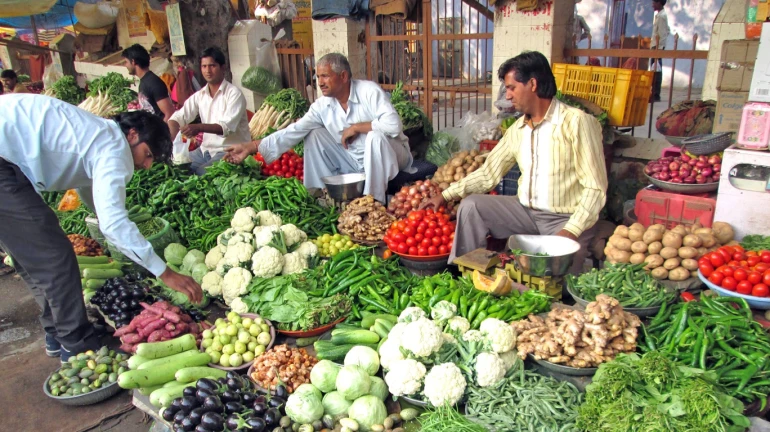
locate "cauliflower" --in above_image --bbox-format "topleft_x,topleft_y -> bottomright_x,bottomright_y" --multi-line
232,207 -> 258,232
430,301 -> 457,323
499,351 -> 519,372
462,330 -> 484,343
384,359 -> 426,396
223,242 -> 254,268
280,224 -> 306,248
398,307 -> 427,323
474,352 -> 506,387
230,296 -> 249,314
217,228 -> 237,249
282,252 -> 307,275
399,318 -> 444,358
251,246 -> 284,278
228,232 -> 254,247
423,363 -> 466,407
222,267 -> 252,305
442,333 -> 457,344
295,242 -> 319,267
205,248 -> 224,270
479,318 -> 517,353
201,271 -> 224,297
387,323 -> 408,345
378,337 -> 405,371
446,316 -> 470,335
215,258 -> 233,277
256,210 -> 282,227
255,225 -> 287,253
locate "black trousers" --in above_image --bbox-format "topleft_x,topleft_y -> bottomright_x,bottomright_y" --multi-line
0,159 -> 97,352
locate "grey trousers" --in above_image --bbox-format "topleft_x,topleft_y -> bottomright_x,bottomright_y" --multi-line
190,149 -> 225,175
0,159 -> 97,352
449,194 -> 597,275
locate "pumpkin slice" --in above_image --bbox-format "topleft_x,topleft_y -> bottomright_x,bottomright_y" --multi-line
472,269 -> 513,296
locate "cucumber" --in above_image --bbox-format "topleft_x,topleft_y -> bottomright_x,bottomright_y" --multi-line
371,322 -> 390,339
138,385 -> 162,396
374,318 -> 395,332
127,355 -> 151,370
331,329 -> 355,337
137,349 -> 200,370
76,256 -> 111,265
85,279 -> 107,290
117,353 -> 211,389
295,336 -> 320,347
361,314 -> 398,329
135,334 -> 198,359
82,268 -> 124,280
334,323 -> 363,332
129,213 -> 152,223
315,342 -> 379,361
150,382 -> 197,407
175,367 -> 227,383
330,330 -> 380,345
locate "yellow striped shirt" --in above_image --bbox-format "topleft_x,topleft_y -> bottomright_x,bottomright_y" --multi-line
442,99 -> 608,237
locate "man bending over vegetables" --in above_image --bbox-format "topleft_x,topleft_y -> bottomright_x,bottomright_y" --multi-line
0,95 -> 203,361
421,51 -> 608,275
224,53 -> 413,203
168,47 -> 250,175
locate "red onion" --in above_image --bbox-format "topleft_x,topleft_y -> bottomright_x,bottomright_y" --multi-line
695,161 -> 707,169
701,168 -> 713,177
698,155 -> 709,163
661,165 -> 670,173
695,175 -> 706,184
713,173 -> 721,182
684,176 -> 696,184
681,154 -> 691,162
659,172 -> 670,181
644,166 -> 654,175
669,162 -> 680,171
408,187 -> 418,196
671,177 -> 684,183
652,165 -> 663,173
410,198 -> 421,208
688,159 -> 697,166
713,163 -> 721,172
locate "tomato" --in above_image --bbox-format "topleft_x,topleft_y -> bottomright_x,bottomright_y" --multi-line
438,245 -> 448,254
699,262 -> 714,277
489,191 -> 499,195
762,251 -> 770,263
431,236 -> 442,247
421,238 -> 431,248
753,284 -> 770,297
408,246 -> 418,255
405,237 -> 416,247
396,243 -> 408,254
721,266 -> 735,277
709,272 -> 725,285
428,246 -> 438,255
680,292 -> 696,302
728,261 -> 741,268
699,257 -> 712,267
275,170 -> 285,177
709,252 -> 725,268
747,250 -> 759,257
417,246 -> 428,256
754,263 -> 770,274
397,221 -> 408,231
764,273 -> 770,286
424,228 -> 436,239
734,268 -> 748,282
416,224 -> 427,234
733,244 -> 745,252
392,232 -> 406,243
407,219 -> 419,228
722,276 -> 737,291
441,235 -> 452,246
407,212 -> 422,222
414,233 -> 424,242
449,232 -> 455,241
721,245 -> 736,256
382,249 -> 393,259
717,247 -> 732,262
748,271 -> 762,285
427,221 -> 438,229
748,256 -> 761,267
391,221 -> 400,230
441,225 -> 453,236
382,235 -> 391,245
737,280 -> 754,295
733,252 -> 746,262
403,226 -> 416,237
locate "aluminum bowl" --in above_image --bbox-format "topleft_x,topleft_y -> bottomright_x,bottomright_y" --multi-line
321,174 -> 366,202
645,174 -> 719,194
44,375 -> 123,406
506,235 -> 580,277
698,270 -> 770,309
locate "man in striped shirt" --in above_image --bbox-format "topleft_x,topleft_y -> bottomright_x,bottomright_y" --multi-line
422,51 -> 608,275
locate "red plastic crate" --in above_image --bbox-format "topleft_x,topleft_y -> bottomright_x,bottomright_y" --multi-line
661,146 -> 682,158
635,186 -> 717,229
479,140 -> 499,152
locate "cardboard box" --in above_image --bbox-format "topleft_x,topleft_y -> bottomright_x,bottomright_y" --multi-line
714,91 -> 749,133
749,22 -> 770,102
718,40 -> 759,92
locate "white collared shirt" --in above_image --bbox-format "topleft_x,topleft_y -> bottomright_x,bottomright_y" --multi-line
652,9 -> 670,49
170,79 -> 251,155
0,94 -> 167,276
258,80 -> 407,165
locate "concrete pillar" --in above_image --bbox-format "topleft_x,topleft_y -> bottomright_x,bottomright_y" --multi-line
702,0 -> 749,101
492,0 -> 575,82
311,18 -> 367,79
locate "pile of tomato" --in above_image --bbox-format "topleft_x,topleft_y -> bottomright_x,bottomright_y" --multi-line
699,245 -> 770,297
383,209 -> 456,257
255,150 -> 303,180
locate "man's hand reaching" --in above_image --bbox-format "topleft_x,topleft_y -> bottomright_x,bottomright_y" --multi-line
420,194 -> 447,211
224,141 -> 258,165
341,125 -> 358,149
555,229 -> 578,242
160,266 -> 203,304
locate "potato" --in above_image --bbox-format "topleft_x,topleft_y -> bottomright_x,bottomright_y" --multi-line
474,155 -> 486,164
670,225 -> 687,236
609,250 -> 632,264
712,222 -> 735,244
664,257 -> 681,270
644,254 -> 664,269
694,227 -> 713,236
662,232 -> 683,249
649,224 -> 667,233
631,241 -> 648,254
660,247 -> 679,260
628,229 -> 644,242
611,237 -> 633,252
469,149 -> 479,157
669,267 -> 690,281
681,258 -> 698,271
651,267 -> 669,280
630,223 -> 645,232
692,222 -> 703,231
691,270 -> 699,278
697,247 -> 709,257
604,245 -> 616,260
647,241 -> 663,255
642,229 -> 663,244
450,158 -> 463,168
630,253 -> 647,265
614,226 -> 630,238
697,233 -> 717,248
678,246 -> 698,259
683,234 -> 703,248
454,173 -> 465,181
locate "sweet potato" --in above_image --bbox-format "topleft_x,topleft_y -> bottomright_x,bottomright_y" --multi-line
121,333 -> 143,345
120,343 -> 136,353
147,329 -> 172,342
114,323 -> 137,337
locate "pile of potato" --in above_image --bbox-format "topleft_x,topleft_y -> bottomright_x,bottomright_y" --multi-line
604,222 -> 735,281
431,149 -> 489,190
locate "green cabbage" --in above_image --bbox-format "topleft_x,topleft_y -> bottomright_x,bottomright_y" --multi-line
164,243 -> 188,266
294,383 -> 322,401
322,391 -> 352,416
344,346 -> 380,376
241,66 -> 282,95
191,263 -> 209,283
182,249 -> 206,271
285,388 -> 323,424
368,376 -> 388,401
336,365 -> 371,401
348,395 -> 388,432
311,360 -> 341,393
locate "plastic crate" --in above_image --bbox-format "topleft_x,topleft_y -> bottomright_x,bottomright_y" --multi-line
552,63 -> 653,127
662,146 -> 682,158
479,140 -> 499,152
634,187 -> 717,229
496,165 -> 521,196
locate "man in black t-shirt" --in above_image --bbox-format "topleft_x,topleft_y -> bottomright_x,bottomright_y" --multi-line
122,44 -> 175,121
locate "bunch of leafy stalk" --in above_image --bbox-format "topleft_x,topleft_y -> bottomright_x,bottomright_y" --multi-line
51,76 -> 85,105
391,81 -> 433,138
87,72 -> 137,112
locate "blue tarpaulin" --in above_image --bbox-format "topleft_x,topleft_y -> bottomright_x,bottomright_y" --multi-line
0,0 -> 95,30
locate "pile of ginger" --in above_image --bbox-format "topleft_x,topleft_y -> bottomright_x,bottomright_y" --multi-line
511,294 -> 641,368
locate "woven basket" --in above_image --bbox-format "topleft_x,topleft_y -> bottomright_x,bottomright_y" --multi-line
107,217 -> 179,263
681,132 -> 732,155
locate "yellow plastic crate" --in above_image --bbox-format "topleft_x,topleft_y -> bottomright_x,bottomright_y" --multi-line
552,63 -> 653,127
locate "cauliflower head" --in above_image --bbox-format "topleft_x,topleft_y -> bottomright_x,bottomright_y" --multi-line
282,252 -> 308,275
201,271 -> 224,297
222,267 -> 252,304
280,224 -> 306,247
398,307 -> 427,324
475,352 -> 506,387
232,207 -> 258,233
462,330 -> 484,343
251,246 -> 284,278
399,318 -> 444,358
256,210 -> 282,227
228,232 -> 254,247
430,301 -> 457,323
295,241 -> 319,261
384,359 -> 426,396
446,316 -> 470,335
205,248 -> 224,270
215,258 -> 233,277
217,228 -> 237,248
423,363 -> 466,407
229,296 -> 249,314
387,323 -> 408,345
255,225 -> 281,249
442,333 -> 457,344
499,351 -> 519,372
223,242 -> 255,267
480,318 -> 517,353
378,337 -> 405,371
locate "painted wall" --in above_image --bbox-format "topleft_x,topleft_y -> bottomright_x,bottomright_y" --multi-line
577,0 -> 725,89
431,0 -> 494,81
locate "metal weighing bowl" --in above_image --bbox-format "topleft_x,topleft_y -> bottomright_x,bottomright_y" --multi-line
664,135 -> 687,147
645,174 -> 719,194
506,235 -> 580,277
43,374 -> 123,406
399,395 -> 429,408
321,173 -> 366,202
566,285 -> 673,318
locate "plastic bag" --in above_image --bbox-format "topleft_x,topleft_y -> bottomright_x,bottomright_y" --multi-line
456,111 -> 502,151
57,189 -> 82,211
254,0 -> 298,27
425,130 -> 461,167
42,63 -> 62,90
242,38 -> 283,96
172,132 -> 191,165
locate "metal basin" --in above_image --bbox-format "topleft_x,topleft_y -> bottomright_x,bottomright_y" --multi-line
321,173 -> 366,201
506,235 -> 581,277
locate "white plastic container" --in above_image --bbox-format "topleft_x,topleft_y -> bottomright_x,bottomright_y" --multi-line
736,102 -> 770,150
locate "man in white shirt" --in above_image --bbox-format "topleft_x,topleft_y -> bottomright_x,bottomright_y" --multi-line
650,0 -> 670,102
223,53 -> 413,203
169,47 -> 250,175
0,95 -> 202,360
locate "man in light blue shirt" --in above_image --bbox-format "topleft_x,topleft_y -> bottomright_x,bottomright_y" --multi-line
224,53 -> 413,203
0,94 -> 202,361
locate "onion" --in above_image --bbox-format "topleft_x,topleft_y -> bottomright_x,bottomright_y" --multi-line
708,155 -> 721,165
659,172 -> 670,181
695,175 -> 706,184
669,162 -> 680,171
415,180 -> 423,186
644,166 -> 654,175
701,168 -> 713,177
698,155 -> 709,163
713,173 -> 721,182
419,184 -> 428,192
681,154 -> 691,162
661,165 -> 669,173
652,165 -> 663,173
410,198 -> 421,208
424,179 -> 432,186
695,161 -> 707,169
395,192 -> 405,201
671,177 -> 684,183
652,173 -> 661,179
684,176 -> 696,184
688,159 -> 697,166
713,163 -> 722,172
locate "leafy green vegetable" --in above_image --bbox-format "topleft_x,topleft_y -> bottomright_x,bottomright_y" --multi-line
740,234 -> 770,251
391,81 -> 433,138
425,132 -> 460,167
17,74 -> 31,83
51,76 -> 85,105
242,66 -> 282,95
263,88 -> 309,120
164,243 -> 188,266
556,90 -> 608,126
87,72 -> 137,112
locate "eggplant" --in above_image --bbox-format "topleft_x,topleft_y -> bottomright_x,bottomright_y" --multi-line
252,402 -> 267,417
202,396 -> 224,413
194,426 -> 214,432
174,410 -> 187,424
189,407 -> 205,425
197,378 -> 219,392
221,390 -> 241,403
118,301 -> 130,311
226,377 -> 243,391
183,387 -> 197,398
196,388 -> 217,403
162,407 -> 178,422
226,371 -> 240,381
180,396 -> 199,414
224,401 -> 245,415
200,412 -> 225,431
274,385 -> 288,399
267,397 -> 285,409
226,414 -> 241,431
241,392 -> 257,405
180,417 -> 197,431
244,417 -> 266,432
131,288 -> 145,299
263,409 -> 281,427
254,395 -> 267,405
217,378 -> 228,386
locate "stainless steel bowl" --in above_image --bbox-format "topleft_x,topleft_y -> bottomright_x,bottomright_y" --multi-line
321,173 -> 366,201
506,235 -> 581,277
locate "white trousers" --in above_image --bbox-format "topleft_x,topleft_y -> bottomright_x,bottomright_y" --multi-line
303,128 -> 412,203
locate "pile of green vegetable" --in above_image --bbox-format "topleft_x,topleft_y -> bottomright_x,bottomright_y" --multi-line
740,234 -> 770,251
47,346 -> 126,397
425,131 -> 461,167
50,75 -> 85,106
641,294 -> 770,403
566,262 -> 677,308
391,81 -> 433,139
54,206 -> 92,236
577,351 -> 750,432
86,72 -> 137,112
125,163 -> 191,209
556,90 -> 608,126
418,405 -> 488,432
241,66 -> 282,95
